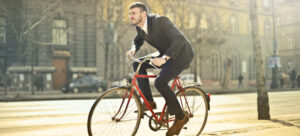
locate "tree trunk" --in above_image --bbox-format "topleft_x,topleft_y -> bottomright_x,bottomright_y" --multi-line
17,41 -> 25,64
222,59 -> 232,89
104,43 -> 109,80
249,0 -> 271,120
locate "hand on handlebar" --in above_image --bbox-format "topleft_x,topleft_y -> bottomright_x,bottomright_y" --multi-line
151,57 -> 166,67
126,50 -> 136,58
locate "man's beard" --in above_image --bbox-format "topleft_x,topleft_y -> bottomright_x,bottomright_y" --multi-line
132,15 -> 142,26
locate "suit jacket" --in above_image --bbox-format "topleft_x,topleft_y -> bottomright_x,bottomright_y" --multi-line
133,14 -> 194,68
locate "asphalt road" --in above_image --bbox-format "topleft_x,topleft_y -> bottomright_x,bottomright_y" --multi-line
0,90 -> 299,136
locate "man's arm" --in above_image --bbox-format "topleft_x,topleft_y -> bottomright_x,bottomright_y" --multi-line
133,29 -> 145,53
159,16 -> 187,59
127,29 -> 144,57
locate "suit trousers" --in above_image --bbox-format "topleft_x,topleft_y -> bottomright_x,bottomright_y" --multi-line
133,58 -> 189,116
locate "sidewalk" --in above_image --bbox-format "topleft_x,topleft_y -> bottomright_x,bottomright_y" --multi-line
0,90 -> 100,102
1,88 -> 299,136
203,114 -> 300,136
1,86 -> 299,102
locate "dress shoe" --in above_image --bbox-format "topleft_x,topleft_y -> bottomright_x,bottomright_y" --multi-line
135,101 -> 157,113
166,112 -> 189,136
142,101 -> 157,111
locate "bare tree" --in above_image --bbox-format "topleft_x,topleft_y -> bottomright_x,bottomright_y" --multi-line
222,59 -> 232,89
96,0 -> 132,81
249,0 -> 271,120
159,0 -> 227,82
0,0 -> 61,65
1,0 -> 61,95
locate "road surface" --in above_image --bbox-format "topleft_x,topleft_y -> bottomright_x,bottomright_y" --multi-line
0,90 -> 300,136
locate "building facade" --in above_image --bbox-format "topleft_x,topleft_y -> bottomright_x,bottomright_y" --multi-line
277,0 -> 300,74
0,0 -> 277,90
0,0 -> 98,90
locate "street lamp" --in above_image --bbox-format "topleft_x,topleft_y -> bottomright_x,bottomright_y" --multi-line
270,0 -> 280,89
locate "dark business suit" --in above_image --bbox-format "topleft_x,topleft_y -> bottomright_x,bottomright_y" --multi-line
133,14 -> 194,116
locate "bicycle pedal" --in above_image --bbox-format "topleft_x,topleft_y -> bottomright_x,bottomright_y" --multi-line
144,113 -> 151,118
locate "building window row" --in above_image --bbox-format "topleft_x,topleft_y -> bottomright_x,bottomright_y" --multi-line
0,17 -> 6,44
52,19 -> 67,45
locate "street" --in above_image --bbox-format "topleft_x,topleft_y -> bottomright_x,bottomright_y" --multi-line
0,90 -> 300,136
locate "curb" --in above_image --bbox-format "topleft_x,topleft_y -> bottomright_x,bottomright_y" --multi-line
1,88 -> 299,102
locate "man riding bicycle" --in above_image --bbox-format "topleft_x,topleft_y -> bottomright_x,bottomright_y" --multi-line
127,2 -> 194,136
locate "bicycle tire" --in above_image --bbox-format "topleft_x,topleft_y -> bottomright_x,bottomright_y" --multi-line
174,86 -> 209,136
87,87 -> 142,136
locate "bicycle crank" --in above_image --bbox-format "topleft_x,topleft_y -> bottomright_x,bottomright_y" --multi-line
148,112 -> 169,131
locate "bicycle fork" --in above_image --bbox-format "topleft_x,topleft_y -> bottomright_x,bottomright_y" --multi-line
111,88 -> 135,122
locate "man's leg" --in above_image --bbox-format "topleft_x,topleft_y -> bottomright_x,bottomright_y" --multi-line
133,60 -> 154,102
155,60 -> 190,135
154,61 -> 185,118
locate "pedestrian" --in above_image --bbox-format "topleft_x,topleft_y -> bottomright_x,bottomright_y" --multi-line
3,71 -> 12,95
127,2 -> 194,135
238,73 -> 244,88
0,71 -> 3,88
290,69 -> 297,88
36,72 -> 44,92
279,73 -> 284,88
297,74 -> 300,88
32,71 -> 38,92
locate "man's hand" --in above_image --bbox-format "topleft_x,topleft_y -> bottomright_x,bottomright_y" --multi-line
152,57 -> 167,67
126,50 -> 136,58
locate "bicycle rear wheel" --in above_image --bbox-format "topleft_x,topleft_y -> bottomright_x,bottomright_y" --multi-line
87,87 -> 142,136
176,86 -> 209,136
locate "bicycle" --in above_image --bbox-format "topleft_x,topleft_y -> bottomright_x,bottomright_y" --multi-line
87,55 -> 210,136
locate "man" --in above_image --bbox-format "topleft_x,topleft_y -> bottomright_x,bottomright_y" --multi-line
290,69 -> 296,88
297,73 -> 300,88
36,72 -> 44,92
127,2 -> 194,136
3,71 -> 12,95
238,73 -> 243,88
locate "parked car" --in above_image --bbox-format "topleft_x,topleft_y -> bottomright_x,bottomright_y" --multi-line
61,75 -> 104,93
180,74 -> 203,86
111,80 -> 124,88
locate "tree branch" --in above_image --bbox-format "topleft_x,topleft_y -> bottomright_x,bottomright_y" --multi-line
22,0 -> 61,37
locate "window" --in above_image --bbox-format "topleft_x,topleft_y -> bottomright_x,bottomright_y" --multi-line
263,0 -> 271,10
264,19 -> 272,38
231,52 -> 240,79
278,39 -> 282,49
248,55 -> 255,79
288,39 -> 293,49
230,15 -> 239,33
248,19 -> 252,34
199,13 -> 208,29
189,13 -> 197,28
211,11 -> 220,31
229,0 -> 238,6
0,17 -> 6,44
211,0 -> 219,3
0,58 -> 4,73
277,17 -> 281,26
52,19 -> 67,45
286,15 -> 292,25
211,51 -> 221,79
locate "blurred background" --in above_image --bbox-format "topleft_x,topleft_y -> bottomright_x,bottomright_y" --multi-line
0,0 -> 299,92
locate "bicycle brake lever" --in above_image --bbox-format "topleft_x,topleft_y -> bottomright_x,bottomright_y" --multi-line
149,59 -> 159,70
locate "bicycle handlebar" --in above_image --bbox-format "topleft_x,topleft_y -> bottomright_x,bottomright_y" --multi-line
128,53 -> 159,70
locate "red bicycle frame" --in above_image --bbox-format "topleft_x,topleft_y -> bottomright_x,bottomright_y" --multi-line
129,72 -> 192,124
113,56 -> 192,124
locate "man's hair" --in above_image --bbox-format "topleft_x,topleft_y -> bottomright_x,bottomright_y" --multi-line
129,2 -> 148,13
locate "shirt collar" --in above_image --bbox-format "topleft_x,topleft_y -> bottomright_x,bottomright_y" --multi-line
142,17 -> 148,34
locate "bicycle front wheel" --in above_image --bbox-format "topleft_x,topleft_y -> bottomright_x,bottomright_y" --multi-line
176,86 -> 209,136
87,87 -> 142,136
